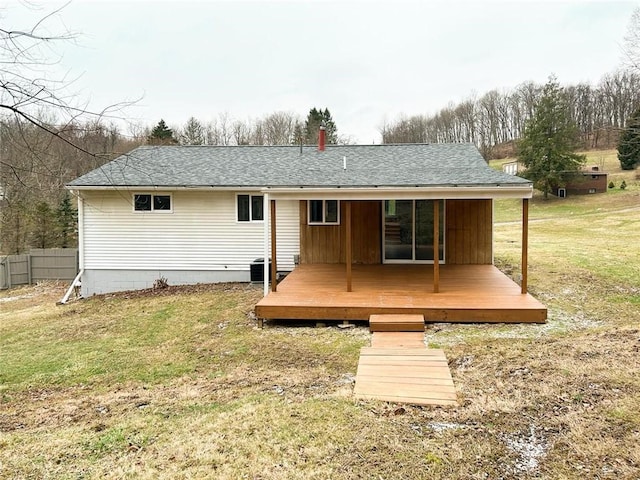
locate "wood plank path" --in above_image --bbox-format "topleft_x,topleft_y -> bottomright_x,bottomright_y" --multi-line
354,317 -> 457,406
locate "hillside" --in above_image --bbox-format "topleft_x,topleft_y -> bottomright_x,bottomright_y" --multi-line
1,173 -> 639,479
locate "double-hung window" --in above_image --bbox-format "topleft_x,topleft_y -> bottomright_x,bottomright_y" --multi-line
237,194 -> 264,222
308,200 -> 339,225
133,194 -> 172,212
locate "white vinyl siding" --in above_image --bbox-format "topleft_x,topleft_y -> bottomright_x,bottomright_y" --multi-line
81,190 -> 299,271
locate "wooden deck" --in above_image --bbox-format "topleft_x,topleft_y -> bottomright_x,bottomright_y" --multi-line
255,264 -> 547,323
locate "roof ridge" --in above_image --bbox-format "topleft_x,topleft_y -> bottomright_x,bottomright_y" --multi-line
136,142 -> 477,149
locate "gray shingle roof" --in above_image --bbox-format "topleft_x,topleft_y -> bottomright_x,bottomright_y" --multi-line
67,143 -> 531,188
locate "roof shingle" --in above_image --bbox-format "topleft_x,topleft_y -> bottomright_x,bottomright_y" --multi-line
67,143 -> 531,188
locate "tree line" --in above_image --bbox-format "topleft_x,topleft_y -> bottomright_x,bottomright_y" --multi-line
3,2 -> 639,256
0,119 -> 143,254
0,108 -> 339,254
149,108 -> 339,146
381,69 -> 640,158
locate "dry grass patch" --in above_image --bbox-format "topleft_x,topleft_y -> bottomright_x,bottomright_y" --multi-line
1,280 -> 639,478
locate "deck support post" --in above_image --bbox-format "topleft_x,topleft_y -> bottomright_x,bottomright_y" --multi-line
433,200 -> 440,293
521,198 -> 529,294
346,200 -> 352,292
271,199 -> 278,292
263,194 -> 269,297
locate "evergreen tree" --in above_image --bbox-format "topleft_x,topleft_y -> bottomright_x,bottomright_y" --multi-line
30,201 -> 56,249
304,108 -> 338,144
56,193 -> 78,248
148,119 -> 177,145
618,107 -> 640,170
180,116 -> 205,145
517,76 -> 585,199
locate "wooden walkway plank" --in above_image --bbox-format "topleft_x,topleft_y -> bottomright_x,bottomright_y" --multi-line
355,376 -> 456,387
359,354 -> 447,362
354,383 -> 457,398
355,394 -> 458,407
356,365 -> 454,379
357,357 -> 449,367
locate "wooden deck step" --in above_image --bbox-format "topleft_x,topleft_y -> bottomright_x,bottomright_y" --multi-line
371,332 -> 425,348
369,314 -> 425,332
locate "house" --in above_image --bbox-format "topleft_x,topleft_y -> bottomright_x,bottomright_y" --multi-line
67,138 -> 547,324
503,160 -> 608,198
552,166 -> 608,197
502,160 -> 521,175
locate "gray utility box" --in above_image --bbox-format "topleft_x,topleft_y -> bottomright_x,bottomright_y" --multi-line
250,258 -> 272,283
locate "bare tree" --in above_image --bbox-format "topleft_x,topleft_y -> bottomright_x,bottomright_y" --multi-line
262,111 -> 299,145
1,115 -> 142,253
623,7 -> 640,73
0,3 -> 134,158
232,119 -> 251,145
380,70 -> 640,158
1,3 -> 143,253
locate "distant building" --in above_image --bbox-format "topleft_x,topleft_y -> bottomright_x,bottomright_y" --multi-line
502,161 -> 521,176
553,166 -> 608,198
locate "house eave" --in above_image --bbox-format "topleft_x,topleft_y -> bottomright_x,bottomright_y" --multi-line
66,185 -> 266,192
263,185 -> 533,200
66,184 -> 533,199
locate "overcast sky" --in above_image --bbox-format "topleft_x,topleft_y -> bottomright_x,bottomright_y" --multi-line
4,0 -> 638,143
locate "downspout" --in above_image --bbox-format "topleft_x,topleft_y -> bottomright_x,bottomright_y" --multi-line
77,192 -> 85,272
58,269 -> 83,305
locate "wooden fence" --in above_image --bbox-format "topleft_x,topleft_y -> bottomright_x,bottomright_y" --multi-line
0,249 -> 78,289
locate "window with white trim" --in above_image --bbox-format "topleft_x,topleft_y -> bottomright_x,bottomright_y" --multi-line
308,200 -> 340,225
133,193 -> 172,212
237,194 -> 264,222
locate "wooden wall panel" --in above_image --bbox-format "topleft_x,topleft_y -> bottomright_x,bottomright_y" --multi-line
300,201 -> 381,264
445,199 -> 492,265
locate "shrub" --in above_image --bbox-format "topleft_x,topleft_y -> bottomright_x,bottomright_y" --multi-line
620,180 -> 627,190
608,181 -> 615,189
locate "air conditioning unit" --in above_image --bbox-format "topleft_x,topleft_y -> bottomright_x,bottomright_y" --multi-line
250,258 -> 272,283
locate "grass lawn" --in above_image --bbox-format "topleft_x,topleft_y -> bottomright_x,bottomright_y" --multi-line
1,162 -> 639,478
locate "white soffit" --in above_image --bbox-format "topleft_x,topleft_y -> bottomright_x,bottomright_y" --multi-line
263,186 -> 533,200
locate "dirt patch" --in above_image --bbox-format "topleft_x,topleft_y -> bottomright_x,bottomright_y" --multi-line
90,281 -> 262,301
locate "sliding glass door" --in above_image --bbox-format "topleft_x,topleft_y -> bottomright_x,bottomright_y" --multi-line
383,200 -> 444,263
